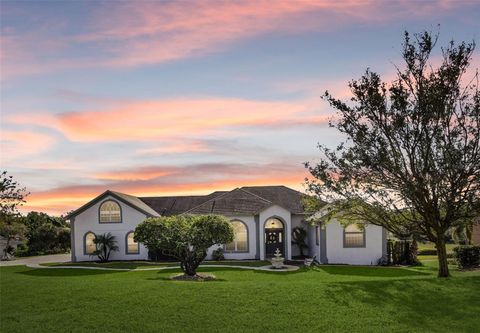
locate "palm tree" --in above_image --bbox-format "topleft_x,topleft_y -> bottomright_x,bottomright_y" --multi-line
92,232 -> 118,262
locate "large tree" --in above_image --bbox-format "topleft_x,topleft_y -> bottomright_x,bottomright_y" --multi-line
135,214 -> 234,277
0,171 -> 28,217
306,31 -> 479,277
0,171 -> 29,260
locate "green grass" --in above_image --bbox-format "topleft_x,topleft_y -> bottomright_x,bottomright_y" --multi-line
417,242 -> 457,253
1,260 -> 479,333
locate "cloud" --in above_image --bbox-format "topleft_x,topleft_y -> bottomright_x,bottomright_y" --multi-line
0,130 -> 56,163
7,97 -> 331,142
1,0 -> 465,80
21,161 -> 309,215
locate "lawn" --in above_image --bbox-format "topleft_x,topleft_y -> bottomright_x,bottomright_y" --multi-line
1,261 -> 479,333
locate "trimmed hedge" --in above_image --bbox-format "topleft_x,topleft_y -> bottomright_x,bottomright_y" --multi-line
453,245 -> 480,269
417,249 -> 438,256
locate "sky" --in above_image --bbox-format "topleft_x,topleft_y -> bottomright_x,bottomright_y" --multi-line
1,0 -> 479,215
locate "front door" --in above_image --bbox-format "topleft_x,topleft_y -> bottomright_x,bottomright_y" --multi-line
265,229 -> 284,257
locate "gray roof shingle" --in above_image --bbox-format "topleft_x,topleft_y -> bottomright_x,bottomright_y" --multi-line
140,186 -> 307,216
139,191 -> 227,216
184,188 -> 273,215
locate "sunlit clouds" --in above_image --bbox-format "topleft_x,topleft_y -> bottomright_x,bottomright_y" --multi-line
1,0 -> 478,214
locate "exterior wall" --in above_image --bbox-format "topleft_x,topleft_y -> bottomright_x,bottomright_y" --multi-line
324,219 -> 384,265
259,205 -> 292,260
206,215 -> 257,260
73,195 -> 149,262
307,225 -> 319,258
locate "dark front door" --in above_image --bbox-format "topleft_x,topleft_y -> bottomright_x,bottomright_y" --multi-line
265,229 -> 284,257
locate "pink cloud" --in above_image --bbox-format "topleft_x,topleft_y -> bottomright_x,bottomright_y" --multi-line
21,161 -> 309,215
1,0 -> 465,80
7,97 -> 331,142
0,130 -> 56,163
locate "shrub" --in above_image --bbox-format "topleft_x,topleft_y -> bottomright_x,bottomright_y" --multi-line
15,244 -> 30,257
386,239 -> 418,265
92,233 -> 119,262
211,247 -> 224,261
453,245 -> 480,269
417,249 -> 437,256
135,215 -> 234,276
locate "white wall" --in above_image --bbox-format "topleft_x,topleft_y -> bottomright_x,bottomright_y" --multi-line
206,215 -> 257,260
73,195 -> 149,262
325,219 -> 384,265
307,225 -> 320,259
259,205 -> 292,260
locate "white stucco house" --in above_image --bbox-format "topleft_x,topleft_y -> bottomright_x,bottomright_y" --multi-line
67,186 -> 387,265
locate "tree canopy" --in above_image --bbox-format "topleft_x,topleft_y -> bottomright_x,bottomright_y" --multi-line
306,30 -> 479,277
135,214 -> 234,277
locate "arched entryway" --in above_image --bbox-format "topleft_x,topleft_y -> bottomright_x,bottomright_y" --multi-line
264,217 -> 285,258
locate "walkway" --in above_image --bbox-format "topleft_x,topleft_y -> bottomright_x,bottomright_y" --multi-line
24,263 -> 300,272
1,254 -> 299,272
0,253 -> 70,267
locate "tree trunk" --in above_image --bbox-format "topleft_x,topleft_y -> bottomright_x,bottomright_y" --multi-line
435,238 -> 450,278
182,260 -> 198,276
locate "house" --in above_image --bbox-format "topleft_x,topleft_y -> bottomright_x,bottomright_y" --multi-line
66,186 -> 387,265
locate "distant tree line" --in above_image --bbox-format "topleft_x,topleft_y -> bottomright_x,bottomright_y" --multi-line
0,171 -> 70,259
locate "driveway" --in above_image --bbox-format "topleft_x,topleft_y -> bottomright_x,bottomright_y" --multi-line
0,253 -> 70,267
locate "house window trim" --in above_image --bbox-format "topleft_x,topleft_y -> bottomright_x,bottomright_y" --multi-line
343,224 -> 366,248
98,199 -> 122,224
224,220 -> 249,253
125,231 -> 140,255
83,231 -> 96,255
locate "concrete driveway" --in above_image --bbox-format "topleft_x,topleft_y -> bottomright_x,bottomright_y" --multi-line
0,253 -> 70,267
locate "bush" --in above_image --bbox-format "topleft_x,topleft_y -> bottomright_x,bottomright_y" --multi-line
386,239 -> 418,265
211,247 -> 224,261
15,244 -> 30,257
135,215 -> 234,276
417,249 -> 437,256
453,245 -> 480,269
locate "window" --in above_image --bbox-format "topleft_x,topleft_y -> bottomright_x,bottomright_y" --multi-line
315,225 -> 320,246
126,231 -> 139,254
84,232 -> 96,254
99,200 -> 121,223
265,218 -> 283,229
225,221 -> 248,252
343,224 -> 365,248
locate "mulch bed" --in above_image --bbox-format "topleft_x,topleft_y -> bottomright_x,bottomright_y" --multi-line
170,273 -> 216,281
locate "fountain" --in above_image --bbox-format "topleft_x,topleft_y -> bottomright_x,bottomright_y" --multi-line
270,248 -> 285,269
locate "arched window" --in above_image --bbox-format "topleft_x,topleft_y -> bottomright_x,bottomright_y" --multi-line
265,217 -> 283,229
225,221 -> 248,252
126,231 -> 139,254
84,232 -> 96,255
343,224 -> 365,248
99,200 -> 121,223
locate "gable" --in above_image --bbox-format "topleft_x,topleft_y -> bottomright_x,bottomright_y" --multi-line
65,190 -> 160,220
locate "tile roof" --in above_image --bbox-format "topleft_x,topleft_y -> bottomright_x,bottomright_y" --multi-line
140,186 -> 306,216
139,191 -> 227,216
68,186 -> 307,219
240,185 -> 305,214
185,188 -> 272,215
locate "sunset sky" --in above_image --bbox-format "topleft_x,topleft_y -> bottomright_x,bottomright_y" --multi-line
1,1 -> 479,215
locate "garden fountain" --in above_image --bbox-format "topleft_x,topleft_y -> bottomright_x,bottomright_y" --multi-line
270,248 -> 285,269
